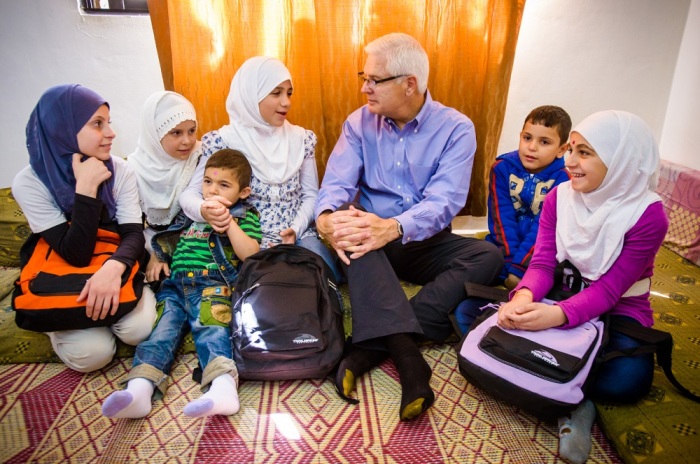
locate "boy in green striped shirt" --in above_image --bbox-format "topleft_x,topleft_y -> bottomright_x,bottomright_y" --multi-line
102,149 -> 261,420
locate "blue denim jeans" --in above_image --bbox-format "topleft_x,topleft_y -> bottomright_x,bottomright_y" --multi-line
132,271 -> 233,381
452,297 -> 492,336
297,235 -> 344,284
589,316 -> 654,402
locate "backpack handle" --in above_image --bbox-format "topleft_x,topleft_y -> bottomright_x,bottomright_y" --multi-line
606,318 -> 700,403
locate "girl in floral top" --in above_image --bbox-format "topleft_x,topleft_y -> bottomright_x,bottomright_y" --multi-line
180,56 -> 339,280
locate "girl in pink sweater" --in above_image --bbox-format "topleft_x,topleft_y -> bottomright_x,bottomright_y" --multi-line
498,110 -> 668,464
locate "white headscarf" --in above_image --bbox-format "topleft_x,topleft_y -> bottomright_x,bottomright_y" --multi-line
127,91 -> 200,226
556,110 -> 661,280
218,56 -> 306,184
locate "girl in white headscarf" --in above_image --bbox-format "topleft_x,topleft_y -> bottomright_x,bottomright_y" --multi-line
128,91 -> 201,283
180,56 -> 340,280
497,110 -> 668,464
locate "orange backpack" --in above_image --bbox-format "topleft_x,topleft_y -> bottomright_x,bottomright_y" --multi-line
12,227 -> 144,332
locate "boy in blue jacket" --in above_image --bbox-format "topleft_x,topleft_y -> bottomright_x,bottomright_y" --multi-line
486,105 -> 572,288
454,106 -> 571,334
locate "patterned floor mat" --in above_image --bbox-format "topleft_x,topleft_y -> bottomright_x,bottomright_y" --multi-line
0,345 -> 621,463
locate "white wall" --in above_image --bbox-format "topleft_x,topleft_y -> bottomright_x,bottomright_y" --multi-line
660,0 -> 700,170
497,0 -> 693,167
0,0 -> 164,187
0,0 -> 697,188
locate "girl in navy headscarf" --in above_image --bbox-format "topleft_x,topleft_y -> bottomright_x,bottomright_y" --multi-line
12,84 -> 157,373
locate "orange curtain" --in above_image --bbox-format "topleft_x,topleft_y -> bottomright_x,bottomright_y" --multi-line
147,0 -> 525,216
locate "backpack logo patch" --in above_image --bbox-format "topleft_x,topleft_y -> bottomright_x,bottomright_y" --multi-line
293,333 -> 319,344
531,349 -> 559,366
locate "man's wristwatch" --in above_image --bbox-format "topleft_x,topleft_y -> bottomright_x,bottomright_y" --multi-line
395,219 -> 404,238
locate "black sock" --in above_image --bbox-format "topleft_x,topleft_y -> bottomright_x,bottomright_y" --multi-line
334,345 -> 389,404
385,333 -> 435,420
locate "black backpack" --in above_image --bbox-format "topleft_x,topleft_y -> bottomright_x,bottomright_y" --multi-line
230,244 -> 344,381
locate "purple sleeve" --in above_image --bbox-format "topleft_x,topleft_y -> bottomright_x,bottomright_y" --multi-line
513,190 -> 669,328
557,201 -> 667,327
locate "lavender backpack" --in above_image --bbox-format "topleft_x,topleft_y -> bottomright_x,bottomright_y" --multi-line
457,308 -> 606,419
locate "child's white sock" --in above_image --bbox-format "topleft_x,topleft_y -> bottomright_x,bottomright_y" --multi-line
558,400 -> 596,464
183,373 -> 239,417
102,377 -> 154,419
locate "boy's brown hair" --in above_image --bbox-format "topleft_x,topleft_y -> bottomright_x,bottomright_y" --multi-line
205,148 -> 252,189
524,105 -> 572,145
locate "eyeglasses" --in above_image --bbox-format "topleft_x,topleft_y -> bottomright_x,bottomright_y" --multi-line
358,72 -> 407,89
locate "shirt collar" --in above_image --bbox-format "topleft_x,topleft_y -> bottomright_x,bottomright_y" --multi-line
383,90 -> 433,132
413,90 -> 433,131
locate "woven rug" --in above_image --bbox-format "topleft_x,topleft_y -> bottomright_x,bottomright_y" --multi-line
0,345 -> 621,463
595,246 -> 700,464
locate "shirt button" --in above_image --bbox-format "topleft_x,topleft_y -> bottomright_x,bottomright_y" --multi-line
220,265 -> 226,271
399,138 -> 403,142
209,242 -> 215,248
187,272 -> 194,277
398,185 -> 401,190
396,161 -> 401,166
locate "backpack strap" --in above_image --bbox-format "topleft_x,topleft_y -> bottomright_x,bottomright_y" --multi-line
605,318 -> 700,403
464,282 -> 510,303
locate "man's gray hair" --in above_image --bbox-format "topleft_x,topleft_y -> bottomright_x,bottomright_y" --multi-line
365,33 -> 429,93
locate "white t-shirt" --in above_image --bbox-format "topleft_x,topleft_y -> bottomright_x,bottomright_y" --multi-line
12,156 -> 142,233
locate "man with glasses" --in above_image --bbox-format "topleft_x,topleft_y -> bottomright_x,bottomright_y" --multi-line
315,32 -> 503,421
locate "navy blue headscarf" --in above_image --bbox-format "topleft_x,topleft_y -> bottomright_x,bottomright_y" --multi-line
26,84 -> 117,219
